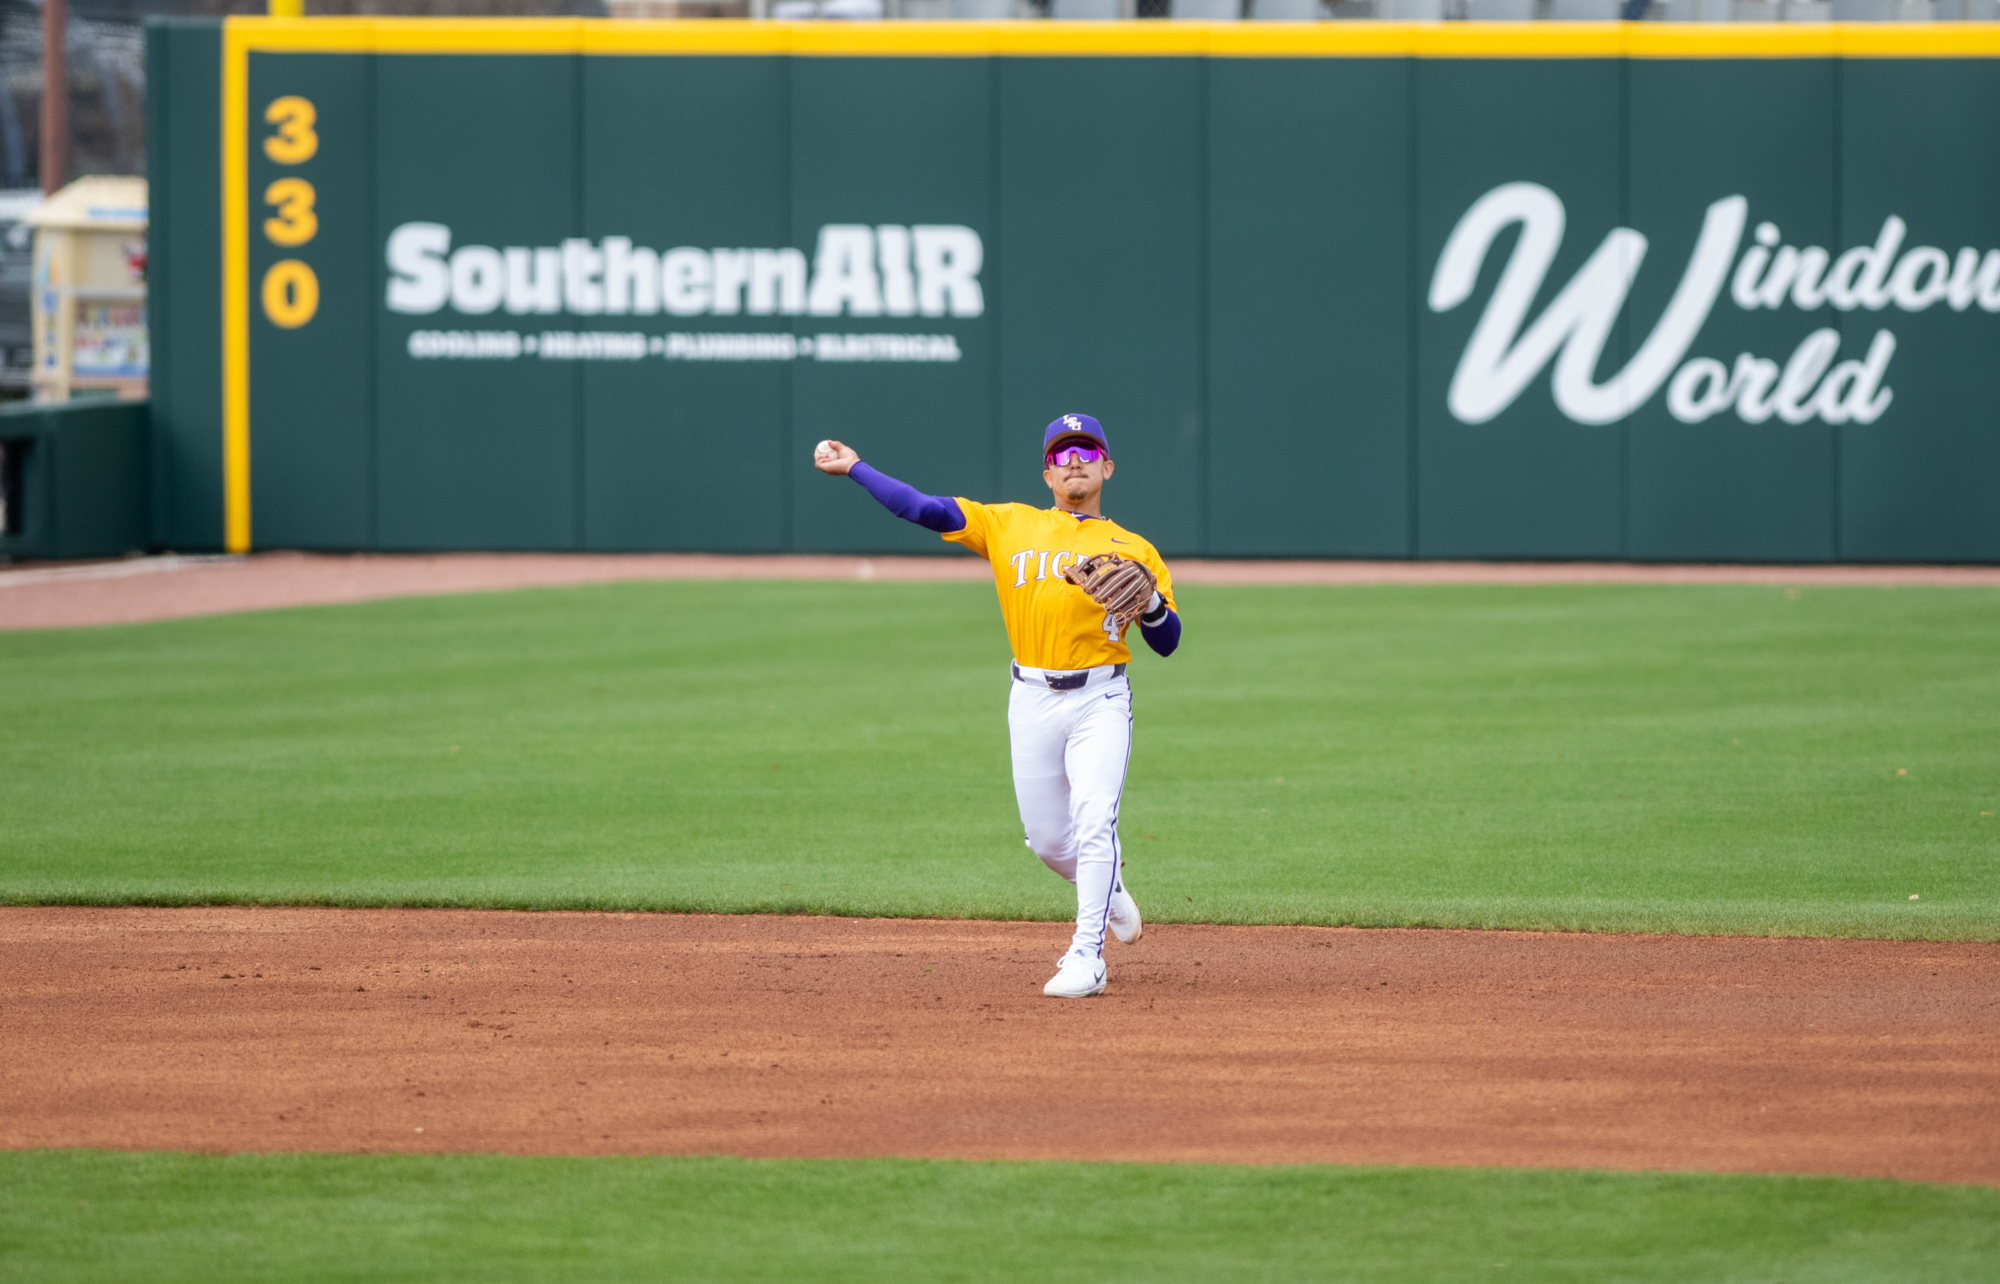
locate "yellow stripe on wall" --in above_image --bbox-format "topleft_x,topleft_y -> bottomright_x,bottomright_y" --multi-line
1832,22 -> 2000,55
222,17 -> 2000,59
221,23 -> 252,554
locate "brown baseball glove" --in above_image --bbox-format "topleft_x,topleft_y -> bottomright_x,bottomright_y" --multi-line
1061,553 -> 1157,628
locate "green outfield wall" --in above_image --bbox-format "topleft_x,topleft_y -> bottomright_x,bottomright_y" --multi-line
145,19 -> 2000,561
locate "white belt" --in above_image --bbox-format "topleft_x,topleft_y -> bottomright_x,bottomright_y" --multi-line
1011,661 -> 1127,692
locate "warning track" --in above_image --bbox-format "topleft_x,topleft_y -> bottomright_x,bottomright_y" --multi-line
4,549 -> 1997,631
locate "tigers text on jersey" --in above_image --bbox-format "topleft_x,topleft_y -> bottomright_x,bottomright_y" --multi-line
944,500 -> 1176,671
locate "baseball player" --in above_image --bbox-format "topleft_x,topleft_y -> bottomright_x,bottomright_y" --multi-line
813,414 -> 1180,999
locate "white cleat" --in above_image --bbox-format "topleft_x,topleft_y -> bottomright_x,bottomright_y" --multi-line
1108,882 -> 1143,945
1043,948 -> 1107,998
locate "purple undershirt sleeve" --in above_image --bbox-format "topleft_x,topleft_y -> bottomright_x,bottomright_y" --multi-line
1140,607 -> 1180,657
848,461 -> 966,534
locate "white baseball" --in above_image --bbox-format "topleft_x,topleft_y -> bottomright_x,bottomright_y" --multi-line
815,440 -> 835,461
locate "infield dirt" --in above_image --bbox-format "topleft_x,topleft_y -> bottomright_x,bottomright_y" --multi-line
5,907 -> 1995,1186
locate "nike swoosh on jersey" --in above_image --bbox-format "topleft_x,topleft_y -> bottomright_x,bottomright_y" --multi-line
1110,538 -> 1130,544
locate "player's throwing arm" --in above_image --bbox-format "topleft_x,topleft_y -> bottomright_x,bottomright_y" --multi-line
812,416 -> 1181,999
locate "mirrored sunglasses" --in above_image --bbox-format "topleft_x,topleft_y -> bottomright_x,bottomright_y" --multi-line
1046,443 -> 1107,468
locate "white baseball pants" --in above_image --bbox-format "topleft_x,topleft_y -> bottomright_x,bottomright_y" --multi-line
1007,664 -> 1132,958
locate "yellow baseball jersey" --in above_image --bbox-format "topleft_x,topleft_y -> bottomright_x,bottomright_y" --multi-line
944,500 -> 1176,671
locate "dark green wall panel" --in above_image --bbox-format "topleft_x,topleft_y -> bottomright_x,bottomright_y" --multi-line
997,58 -> 1205,556
1207,57 -> 1412,558
1416,59 -> 1625,559
247,52 -> 374,549
0,402 -> 150,559
145,30 -> 2000,564
373,55 -> 581,551
143,21 -> 171,547
788,57 -> 995,556
1625,58 -> 1837,562
146,21 -> 223,552
581,56 -> 789,553
1837,59 -> 2000,562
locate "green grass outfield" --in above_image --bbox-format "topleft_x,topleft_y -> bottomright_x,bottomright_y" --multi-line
3,580 -> 1995,938
7,582 -> 1997,1276
4,1151 -> 1997,1283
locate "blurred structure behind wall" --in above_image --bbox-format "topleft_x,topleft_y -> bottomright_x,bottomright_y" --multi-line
0,0 -> 145,393
1,1 -> 145,192
1,0 -> 614,199
0,0 -> 613,398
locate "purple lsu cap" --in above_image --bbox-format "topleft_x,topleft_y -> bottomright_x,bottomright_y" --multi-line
1044,413 -> 1108,454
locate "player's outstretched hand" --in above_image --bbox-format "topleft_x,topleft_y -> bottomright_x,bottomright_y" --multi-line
812,440 -> 859,476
